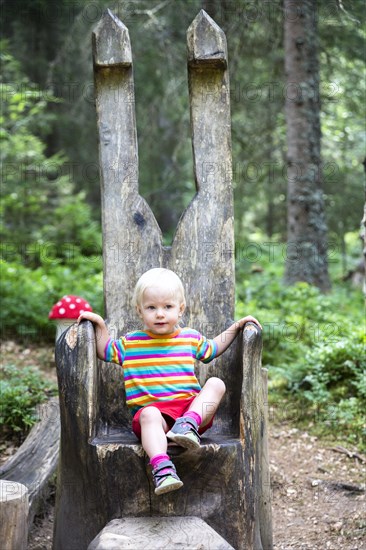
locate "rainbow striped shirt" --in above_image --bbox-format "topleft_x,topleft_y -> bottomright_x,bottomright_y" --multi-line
104,327 -> 218,413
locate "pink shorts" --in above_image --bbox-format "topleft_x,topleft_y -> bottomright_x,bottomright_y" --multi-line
132,397 -> 215,440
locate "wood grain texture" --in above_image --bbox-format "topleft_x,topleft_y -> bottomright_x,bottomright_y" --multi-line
88,517 -> 235,550
241,324 -> 273,550
0,480 -> 29,550
260,368 -> 273,548
92,9 -> 162,335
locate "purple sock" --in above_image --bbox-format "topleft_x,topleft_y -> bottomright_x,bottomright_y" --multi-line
184,411 -> 202,426
150,453 -> 169,469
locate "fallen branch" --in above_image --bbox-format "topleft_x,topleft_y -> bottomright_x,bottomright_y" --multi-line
330,445 -> 366,463
309,478 -> 365,493
326,481 -> 365,493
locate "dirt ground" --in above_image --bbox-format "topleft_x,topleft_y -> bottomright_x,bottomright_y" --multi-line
1,341 -> 365,549
269,426 -> 365,549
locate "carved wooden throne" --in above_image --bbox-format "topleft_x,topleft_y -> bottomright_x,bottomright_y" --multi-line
53,10 -> 272,550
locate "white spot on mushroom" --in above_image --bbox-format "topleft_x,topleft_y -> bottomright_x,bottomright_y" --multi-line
59,308 -> 66,315
69,304 -> 76,309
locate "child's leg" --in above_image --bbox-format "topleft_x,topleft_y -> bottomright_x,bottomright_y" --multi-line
139,406 -> 169,458
166,377 -> 226,449
187,376 -> 226,428
139,406 -> 183,496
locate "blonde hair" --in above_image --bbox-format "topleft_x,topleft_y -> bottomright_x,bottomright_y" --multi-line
132,268 -> 186,310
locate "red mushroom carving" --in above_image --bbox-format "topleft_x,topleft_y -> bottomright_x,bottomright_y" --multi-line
48,295 -> 93,341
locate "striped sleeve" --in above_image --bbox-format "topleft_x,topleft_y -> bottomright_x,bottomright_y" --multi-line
195,333 -> 218,363
104,337 -> 126,366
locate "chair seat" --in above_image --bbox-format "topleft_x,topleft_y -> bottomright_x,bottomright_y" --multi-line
91,430 -> 240,449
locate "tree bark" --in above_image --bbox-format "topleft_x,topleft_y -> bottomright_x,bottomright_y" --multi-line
283,0 -> 331,291
361,157 -> 366,296
0,480 -> 29,550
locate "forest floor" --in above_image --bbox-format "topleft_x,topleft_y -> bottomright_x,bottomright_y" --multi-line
1,341 -> 365,550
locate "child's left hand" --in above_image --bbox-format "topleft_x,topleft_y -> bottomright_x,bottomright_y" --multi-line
237,316 -> 262,331
214,315 -> 262,356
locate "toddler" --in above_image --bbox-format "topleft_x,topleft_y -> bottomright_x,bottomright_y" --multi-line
78,268 -> 261,495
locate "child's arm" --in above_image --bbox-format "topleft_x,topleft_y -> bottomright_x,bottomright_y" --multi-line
213,316 -> 262,357
77,312 -> 110,360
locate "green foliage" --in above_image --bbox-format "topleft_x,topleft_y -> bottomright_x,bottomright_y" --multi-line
236,233 -> 365,449
1,42 -> 62,247
0,364 -> 57,437
1,259 -> 103,341
297,333 -> 366,446
2,2 -> 365,243
0,44 -> 104,341
1,42 -> 102,268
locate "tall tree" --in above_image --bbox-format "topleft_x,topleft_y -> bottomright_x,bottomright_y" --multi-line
283,0 -> 331,291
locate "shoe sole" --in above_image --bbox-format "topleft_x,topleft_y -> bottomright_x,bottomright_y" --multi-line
155,479 -> 183,496
166,430 -> 200,450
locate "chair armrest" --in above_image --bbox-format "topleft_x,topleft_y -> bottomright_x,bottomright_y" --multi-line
240,321 -> 273,548
55,320 -> 98,442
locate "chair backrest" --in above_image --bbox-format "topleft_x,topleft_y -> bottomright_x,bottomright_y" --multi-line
92,9 -> 240,437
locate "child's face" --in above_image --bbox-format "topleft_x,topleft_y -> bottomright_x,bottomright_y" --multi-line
137,285 -> 185,335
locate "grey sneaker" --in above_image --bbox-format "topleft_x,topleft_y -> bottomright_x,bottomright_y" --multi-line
151,459 -> 183,496
166,416 -> 201,450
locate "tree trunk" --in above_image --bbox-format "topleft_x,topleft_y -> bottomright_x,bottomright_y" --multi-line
361,157 -> 366,296
0,480 -> 29,550
283,0 -> 331,291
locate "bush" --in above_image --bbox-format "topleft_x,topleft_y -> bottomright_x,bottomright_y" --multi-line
235,233 -> 365,449
296,332 -> 366,447
0,258 -> 103,341
0,364 -> 58,438
0,45 -> 104,342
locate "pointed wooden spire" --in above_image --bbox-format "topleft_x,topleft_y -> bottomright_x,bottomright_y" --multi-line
169,9 -> 234,340
92,9 -> 132,67
92,11 -> 162,330
187,9 -> 227,69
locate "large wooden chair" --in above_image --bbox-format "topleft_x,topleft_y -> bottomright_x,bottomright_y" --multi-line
53,10 -> 272,550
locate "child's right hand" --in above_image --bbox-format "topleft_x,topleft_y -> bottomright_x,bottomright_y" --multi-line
77,311 -> 110,360
77,311 -> 105,327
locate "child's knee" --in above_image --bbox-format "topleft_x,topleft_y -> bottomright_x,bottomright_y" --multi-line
207,376 -> 226,397
139,406 -> 162,425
